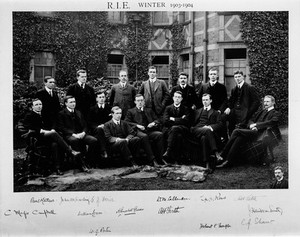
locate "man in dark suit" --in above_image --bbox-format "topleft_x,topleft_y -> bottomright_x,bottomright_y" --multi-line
23,99 -> 80,175
125,94 -> 163,166
56,96 -> 98,171
217,95 -> 280,168
170,72 -> 199,111
87,91 -> 111,159
224,70 -> 260,135
109,70 -> 136,119
66,69 -> 96,119
104,106 -> 140,167
35,76 -> 61,129
139,66 -> 170,117
162,91 -> 190,164
190,94 -> 223,170
270,166 -> 288,189
198,68 -> 228,113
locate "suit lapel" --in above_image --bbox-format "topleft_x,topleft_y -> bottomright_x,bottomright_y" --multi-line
154,80 -> 159,92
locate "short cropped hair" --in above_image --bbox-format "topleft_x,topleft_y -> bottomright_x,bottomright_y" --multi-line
274,166 -> 284,173
148,66 -> 157,71
95,91 -> 106,97
179,72 -> 188,78
135,94 -> 144,99
111,106 -> 122,113
30,98 -> 42,107
64,95 -> 75,104
173,91 -> 183,97
202,93 -> 212,99
76,69 -> 87,77
208,67 -> 218,73
44,76 -> 54,83
233,70 -> 244,76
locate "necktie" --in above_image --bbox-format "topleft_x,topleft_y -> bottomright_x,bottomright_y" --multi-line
49,90 -> 52,97
81,84 -> 84,89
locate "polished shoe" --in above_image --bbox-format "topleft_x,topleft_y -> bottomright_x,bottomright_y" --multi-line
71,150 -> 81,158
130,160 -> 138,168
216,160 -> 229,168
100,151 -> 108,159
152,159 -> 159,167
163,148 -> 172,160
161,159 -> 169,165
215,152 -> 223,161
81,165 -> 91,173
55,169 -> 63,175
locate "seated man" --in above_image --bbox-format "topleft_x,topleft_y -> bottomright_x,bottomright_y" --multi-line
23,98 -> 80,175
217,95 -> 281,168
56,96 -> 98,172
163,91 -> 190,164
87,91 -> 111,159
190,93 -> 223,170
104,106 -> 140,167
125,94 -> 163,166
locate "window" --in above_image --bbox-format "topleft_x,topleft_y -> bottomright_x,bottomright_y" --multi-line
180,54 -> 189,74
108,12 -> 122,23
224,48 -> 247,96
32,52 -> 55,86
152,56 -> 169,79
153,12 -> 169,25
107,54 -> 124,83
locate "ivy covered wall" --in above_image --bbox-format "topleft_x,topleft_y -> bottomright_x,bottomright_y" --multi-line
240,12 -> 288,125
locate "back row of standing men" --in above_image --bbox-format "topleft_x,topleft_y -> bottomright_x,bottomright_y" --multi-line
25,66 -> 279,174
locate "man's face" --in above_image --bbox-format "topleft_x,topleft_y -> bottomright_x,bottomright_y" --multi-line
112,109 -> 122,121
263,97 -> 274,110
274,169 -> 284,181
77,72 -> 87,84
179,75 -> 188,86
173,92 -> 183,106
65,98 -> 76,110
135,96 -> 145,109
234,73 -> 244,85
148,68 -> 157,79
209,70 -> 218,83
45,78 -> 56,90
202,95 -> 212,107
119,71 -> 128,83
96,93 -> 106,104
32,100 -> 43,113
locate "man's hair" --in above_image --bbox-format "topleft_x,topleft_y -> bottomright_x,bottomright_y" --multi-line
233,70 -> 244,76
64,95 -> 75,104
202,93 -> 212,99
119,70 -> 127,76
265,95 -> 276,104
148,66 -> 157,71
96,91 -> 106,97
173,91 -> 183,97
44,76 -> 54,83
111,106 -> 122,113
208,67 -> 218,73
76,69 -> 87,77
179,72 -> 188,78
135,94 -> 144,100
274,166 -> 284,173
30,98 -> 42,107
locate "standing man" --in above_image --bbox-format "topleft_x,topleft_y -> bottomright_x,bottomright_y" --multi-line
87,91 -> 111,159
125,94 -> 164,166
104,106 -> 141,167
224,70 -> 260,135
162,91 -> 190,164
190,94 -> 223,170
217,95 -> 280,168
23,98 -> 80,175
35,76 -> 61,129
170,72 -> 199,111
109,70 -> 136,119
270,166 -> 288,189
56,96 -> 99,171
198,68 -> 228,113
67,69 -> 96,119
139,66 -> 170,118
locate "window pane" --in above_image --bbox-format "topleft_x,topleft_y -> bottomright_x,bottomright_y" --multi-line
44,67 -> 53,77
34,66 -> 43,78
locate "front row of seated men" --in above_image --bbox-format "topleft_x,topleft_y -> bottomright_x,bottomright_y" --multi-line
23,91 -> 280,175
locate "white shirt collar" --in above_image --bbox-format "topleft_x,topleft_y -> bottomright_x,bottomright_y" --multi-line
120,82 -> 126,87
149,78 -> 157,83
112,118 -> 121,125
98,104 -> 105,109
67,107 -> 74,113
137,106 -> 144,111
45,87 -> 52,93
204,105 -> 212,111
174,104 -> 180,108
237,80 -> 245,88
210,81 -> 216,86
78,82 -> 85,88
277,176 -> 284,182
267,106 -> 274,112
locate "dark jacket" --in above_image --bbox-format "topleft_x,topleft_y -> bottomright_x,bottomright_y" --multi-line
163,104 -> 191,128
270,178 -> 288,189
87,104 -> 111,133
35,88 -> 61,129
170,84 -> 200,109
23,111 -> 46,136
192,108 -> 223,133
103,120 -> 135,144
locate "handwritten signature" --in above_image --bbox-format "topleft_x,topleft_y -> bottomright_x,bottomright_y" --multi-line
116,206 -> 144,217
4,209 -> 56,219
158,206 -> 184,214
156,196 -> 190,202
199,223 -> 231,230
78,209 -> 103,217
199,193 -> 226,203
30,197 -> 55,205
241,217 -> 275,230
89,227 -> 111,235
236,195 -> 266,202
248,204 -> 283,217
